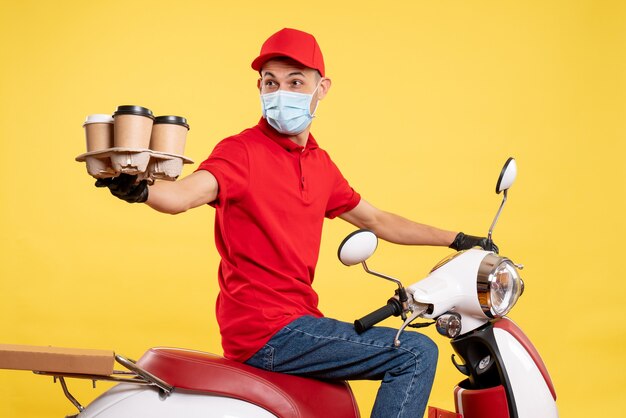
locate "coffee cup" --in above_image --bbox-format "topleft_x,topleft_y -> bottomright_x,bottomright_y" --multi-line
113,105 -> 154,149
149,115 -> 190,156
83,114 -> 114,152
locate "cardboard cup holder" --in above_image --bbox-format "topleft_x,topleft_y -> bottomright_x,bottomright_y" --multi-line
84,154 -> 119,178
144,152 -> 186,181
76,148 -> 193,182
110,149 -> 152,175
77,107 -> 193,182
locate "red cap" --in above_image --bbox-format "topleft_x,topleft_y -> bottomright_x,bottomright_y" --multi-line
251,28 -> 325,77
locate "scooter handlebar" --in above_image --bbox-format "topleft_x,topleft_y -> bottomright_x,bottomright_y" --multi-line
354,298 -> 403,334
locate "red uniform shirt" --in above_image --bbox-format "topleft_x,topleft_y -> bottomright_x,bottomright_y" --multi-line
196,118 -> 361,361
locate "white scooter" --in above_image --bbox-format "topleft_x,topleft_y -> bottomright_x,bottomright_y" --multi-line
337,157 -> 558,418
4,158 -> 557,418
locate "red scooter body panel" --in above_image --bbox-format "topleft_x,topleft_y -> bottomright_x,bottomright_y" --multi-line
137,347 -> 360,418
454,385 -> 509,418
428,406 -> 462,417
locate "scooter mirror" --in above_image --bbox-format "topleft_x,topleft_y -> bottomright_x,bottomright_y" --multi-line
338,230 -> 378,266
496,157 -> 517,194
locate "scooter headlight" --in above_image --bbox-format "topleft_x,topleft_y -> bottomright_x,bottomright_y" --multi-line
477,254 -> 524,318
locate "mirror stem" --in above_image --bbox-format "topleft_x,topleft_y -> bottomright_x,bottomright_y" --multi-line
488,189 -> 508,242
361,261 -> 404,289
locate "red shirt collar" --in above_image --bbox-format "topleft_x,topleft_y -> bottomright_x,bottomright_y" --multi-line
257,117 -> 319,152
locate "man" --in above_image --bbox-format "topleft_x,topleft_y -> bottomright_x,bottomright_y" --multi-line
98,28 -> 495,418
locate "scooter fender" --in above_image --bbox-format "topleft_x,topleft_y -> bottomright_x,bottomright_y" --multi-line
492,319 -> 557,418
78,383 -> 277,418
451,318 -> 558,418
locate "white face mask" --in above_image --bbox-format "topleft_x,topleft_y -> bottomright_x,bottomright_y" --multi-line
260,81 -> 322,135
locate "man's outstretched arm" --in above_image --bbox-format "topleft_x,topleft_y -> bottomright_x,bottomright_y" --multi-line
147,170 -> 218,214
96,170 -> 218,214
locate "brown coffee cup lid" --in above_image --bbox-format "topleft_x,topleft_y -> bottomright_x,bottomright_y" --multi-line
154,115 -> 190,130
113,105 -> 155,119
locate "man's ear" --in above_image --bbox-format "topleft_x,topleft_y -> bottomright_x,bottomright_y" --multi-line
257,78 -> 262,92
317,77 -> 332,100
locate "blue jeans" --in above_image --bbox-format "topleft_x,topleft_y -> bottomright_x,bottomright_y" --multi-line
245,315 -> 438,418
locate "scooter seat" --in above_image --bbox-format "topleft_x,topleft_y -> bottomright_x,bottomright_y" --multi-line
137,347 -> 360,418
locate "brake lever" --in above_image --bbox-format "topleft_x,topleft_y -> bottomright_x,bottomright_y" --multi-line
393,303 -> 429,346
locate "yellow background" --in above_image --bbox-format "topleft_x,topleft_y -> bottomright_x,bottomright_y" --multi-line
1,0 -> 624,416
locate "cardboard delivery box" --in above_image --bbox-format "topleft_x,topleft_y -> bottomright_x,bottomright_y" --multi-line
0,344 -> 115,376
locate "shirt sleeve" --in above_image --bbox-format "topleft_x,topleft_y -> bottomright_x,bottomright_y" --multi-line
325,159 -> 361,219
195,137 -> 249,206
